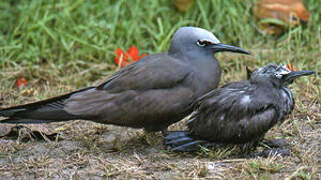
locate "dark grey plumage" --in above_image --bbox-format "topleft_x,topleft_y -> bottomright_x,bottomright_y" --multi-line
0,27 -> 249,132
165,64 -> 314,152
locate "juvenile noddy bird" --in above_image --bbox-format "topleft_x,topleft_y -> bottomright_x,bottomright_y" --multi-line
165,64 -> 314,152
0,27 -> 249,132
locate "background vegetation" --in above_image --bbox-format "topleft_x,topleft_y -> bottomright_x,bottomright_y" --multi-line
0,0 -> 320,179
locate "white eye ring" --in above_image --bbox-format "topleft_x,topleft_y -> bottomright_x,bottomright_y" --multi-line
197,40 -> 207,47
274,73 -> 283,79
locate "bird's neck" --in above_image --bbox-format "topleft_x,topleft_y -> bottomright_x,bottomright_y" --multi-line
251,78 -> 282,89
169,52 -> 221,92
191,54 -> 221,94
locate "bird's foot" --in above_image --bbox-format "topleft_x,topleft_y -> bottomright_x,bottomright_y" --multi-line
241,148 -> 291,158
262,138 -> 289,148
164,131 -> 208,152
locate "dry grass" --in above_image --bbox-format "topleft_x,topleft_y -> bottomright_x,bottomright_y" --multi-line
0,61 -> 320,179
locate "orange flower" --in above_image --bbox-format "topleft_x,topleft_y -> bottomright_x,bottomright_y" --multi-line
16,77 -> 28,89
286,64 -> 298,71
114,46 -> 147,67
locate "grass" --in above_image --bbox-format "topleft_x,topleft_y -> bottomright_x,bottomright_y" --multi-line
0,0 -> 320,179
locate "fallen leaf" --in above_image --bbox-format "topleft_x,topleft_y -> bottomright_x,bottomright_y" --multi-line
174,0 -> 194,12
0,124 -> 61,142
253,0 -> 310,35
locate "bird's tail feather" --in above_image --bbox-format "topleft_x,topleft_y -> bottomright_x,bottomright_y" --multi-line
0,118 -> 63,124
0,87 -> 94,124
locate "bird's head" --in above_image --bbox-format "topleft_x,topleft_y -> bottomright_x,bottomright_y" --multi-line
250,63 -> 314,87
168,27 -> 250,58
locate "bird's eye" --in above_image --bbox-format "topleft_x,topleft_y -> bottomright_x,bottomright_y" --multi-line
274,73 -> 283,79
197,40 -> 211,47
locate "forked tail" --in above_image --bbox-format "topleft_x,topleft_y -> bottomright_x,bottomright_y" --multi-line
0,87 -> 93,124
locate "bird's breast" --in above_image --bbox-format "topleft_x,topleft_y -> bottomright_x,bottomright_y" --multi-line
190,59 -> 221,96
280,87 -> 294,115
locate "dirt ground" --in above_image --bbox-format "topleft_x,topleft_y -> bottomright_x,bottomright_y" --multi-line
0,107 -> 320,179
0,64 -> 320,179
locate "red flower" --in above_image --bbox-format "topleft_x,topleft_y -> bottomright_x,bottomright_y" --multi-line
16,77 -> 28,89
114,46 -> 147,67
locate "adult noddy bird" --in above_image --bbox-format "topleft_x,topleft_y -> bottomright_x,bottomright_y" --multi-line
0,27 -> 249,132
165,64 -> 314,152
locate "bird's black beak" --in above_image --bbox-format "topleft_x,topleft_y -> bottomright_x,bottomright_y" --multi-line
283,70 -> 314,82
210,43 -> 250,55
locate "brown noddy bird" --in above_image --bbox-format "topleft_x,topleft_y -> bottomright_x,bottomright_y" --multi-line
0,27 -> 249,132
165,64 -> 314,153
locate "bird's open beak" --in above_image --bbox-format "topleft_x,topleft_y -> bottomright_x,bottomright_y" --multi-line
210,43 -> 250,55
283,70 -> 314,82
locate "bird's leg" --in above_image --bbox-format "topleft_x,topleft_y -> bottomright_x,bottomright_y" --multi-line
240,141 -> 260,154
238,138 -> 263,158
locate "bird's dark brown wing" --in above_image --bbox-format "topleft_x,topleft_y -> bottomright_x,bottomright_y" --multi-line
96,53 -> 191,92
64,53 -> 194,130
187,81 -> 280,143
